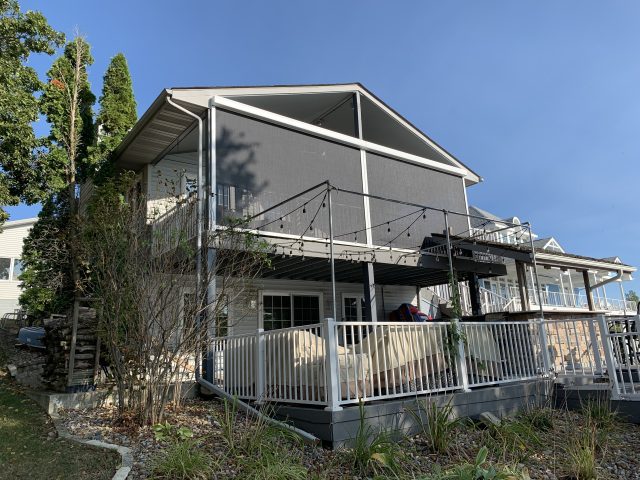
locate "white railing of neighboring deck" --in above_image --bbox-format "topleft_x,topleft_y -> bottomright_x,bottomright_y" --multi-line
599,315 -> 640,400
541,317 -> 604,378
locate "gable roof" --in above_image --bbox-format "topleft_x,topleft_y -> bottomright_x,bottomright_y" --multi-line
533,237 -> 565,253
114,83 -> 481,184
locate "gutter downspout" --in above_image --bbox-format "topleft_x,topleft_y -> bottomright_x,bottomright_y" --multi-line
197,377 -> 319,444
166,96 -> 204,379
166,95 -> 319,445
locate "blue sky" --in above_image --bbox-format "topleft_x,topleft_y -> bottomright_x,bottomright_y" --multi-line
11,1 -> 640,294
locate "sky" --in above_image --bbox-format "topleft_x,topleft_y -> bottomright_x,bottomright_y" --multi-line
9,1 -> 640,294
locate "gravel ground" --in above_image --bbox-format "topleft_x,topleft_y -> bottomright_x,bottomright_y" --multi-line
57,396 -> 640,480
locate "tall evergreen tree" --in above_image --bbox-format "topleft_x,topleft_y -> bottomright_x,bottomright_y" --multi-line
0,0 -> 63,226
91,53 -> 137,183
20,37 -> 96,316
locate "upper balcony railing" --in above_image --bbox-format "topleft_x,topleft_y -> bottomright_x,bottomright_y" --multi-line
150,198 -> 197,256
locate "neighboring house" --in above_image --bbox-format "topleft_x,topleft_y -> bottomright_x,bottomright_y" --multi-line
102,83 -> 639,445
0,218 -> 35,317
430,206 -> 636,317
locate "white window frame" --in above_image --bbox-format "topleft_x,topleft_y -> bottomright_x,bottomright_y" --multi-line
341,293 -> 366,322
259,290 -> 324,329
0,257 -> 13,282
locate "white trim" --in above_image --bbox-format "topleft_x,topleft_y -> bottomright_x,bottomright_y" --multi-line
355,92 -> 374,246
171,84 -> 481,183
535,252 -> 636,273
461,177 -> 471,234
258,290 -> 324,330
211,96 -> 468,178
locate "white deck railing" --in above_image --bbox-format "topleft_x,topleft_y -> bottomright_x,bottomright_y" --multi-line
209,319 -> 546,408
462,321 -> 541,387
542,317 -> 604,377
599,316 -> 640,400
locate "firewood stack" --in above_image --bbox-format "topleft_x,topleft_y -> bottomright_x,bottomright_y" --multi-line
42,307 -> 100,392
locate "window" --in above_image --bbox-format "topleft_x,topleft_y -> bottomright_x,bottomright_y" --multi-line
215,296 -> 229,337
342,295 -> 367,322
0,258 -> 10,280
12,259 -> 23,281
263,294 -> 291,331
262,292 -> 322,331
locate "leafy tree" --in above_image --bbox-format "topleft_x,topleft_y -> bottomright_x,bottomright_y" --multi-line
91,53 -> 137,183
626,290 -> 639,304
19,37 -> 96,316
19,196 -> 73,318
0,0 -> 63,226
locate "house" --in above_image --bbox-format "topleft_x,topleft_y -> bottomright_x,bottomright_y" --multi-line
105,83 -> 639,445
426,205 -> 636,317
0,218 -> 35,318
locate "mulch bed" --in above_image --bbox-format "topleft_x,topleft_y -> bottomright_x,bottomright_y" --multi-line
57,394 -> 640,479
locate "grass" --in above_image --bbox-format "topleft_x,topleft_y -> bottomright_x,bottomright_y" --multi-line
564,424 -> 598,480
0,378 -> 120,480
581,397 -> 617,431
411,398 -> 462,454
349,400 -> 403,478
150,439 -> 214,479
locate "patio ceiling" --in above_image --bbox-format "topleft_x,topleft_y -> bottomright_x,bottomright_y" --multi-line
255,253 -> 506,288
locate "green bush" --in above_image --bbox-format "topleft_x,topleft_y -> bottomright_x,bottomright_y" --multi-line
150,439 -> 214,480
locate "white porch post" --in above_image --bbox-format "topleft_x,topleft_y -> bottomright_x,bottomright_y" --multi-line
619,271 -> 627,316
592,273 -> 602,309
255,328 -> 265,403
537,316 -> 552,375
559,272 -> 566,306
597,314 -> 621,400
587,318 -> 604,375
323,318 -> 343,411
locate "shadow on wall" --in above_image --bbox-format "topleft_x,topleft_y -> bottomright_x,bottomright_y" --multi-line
216,126 -> 267,223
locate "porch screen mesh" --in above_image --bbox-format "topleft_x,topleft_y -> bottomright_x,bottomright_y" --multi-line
365,152 -> 468,249
216,110 -> 366,241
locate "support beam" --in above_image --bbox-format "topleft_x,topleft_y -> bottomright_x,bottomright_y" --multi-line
582,270 -> 595,312
468,273 -> 482,316
515,261 -> 530,311
363,262 -> 378,322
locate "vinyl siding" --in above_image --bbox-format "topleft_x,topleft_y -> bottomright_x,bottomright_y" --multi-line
146,154 -> 198,218
227,278 -> 417,336
0,220 -> 34,315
